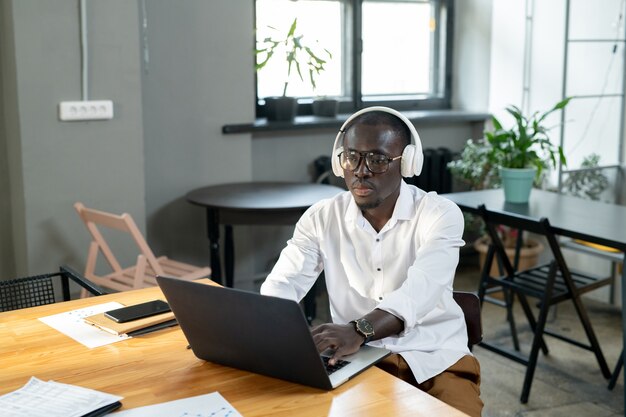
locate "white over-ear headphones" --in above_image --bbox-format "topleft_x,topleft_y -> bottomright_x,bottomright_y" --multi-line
331,106 -> 423,178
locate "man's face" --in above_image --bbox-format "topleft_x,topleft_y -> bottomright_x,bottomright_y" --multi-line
342,123 -> 405,210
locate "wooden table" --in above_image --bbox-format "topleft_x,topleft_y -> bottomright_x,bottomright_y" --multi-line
0,284 -> 468,416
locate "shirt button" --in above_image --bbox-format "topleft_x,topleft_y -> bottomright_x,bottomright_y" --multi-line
379,296 -> 383,300
377,268 -> 381,271
376,238 -> 380,242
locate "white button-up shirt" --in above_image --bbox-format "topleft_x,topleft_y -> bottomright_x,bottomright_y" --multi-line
260,181 -> 470,382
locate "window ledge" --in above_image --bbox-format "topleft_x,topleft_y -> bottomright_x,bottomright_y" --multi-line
222,109 -> 491,134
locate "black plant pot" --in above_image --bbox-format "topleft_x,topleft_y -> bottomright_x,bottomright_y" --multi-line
264,96 -> 298,121
312,98 -> 339,117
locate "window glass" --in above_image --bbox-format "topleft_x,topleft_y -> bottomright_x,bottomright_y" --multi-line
255,0 -> 451,112
362,1 -> 433,97
255,0 -> 344,99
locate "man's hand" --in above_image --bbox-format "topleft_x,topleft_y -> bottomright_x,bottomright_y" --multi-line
311,309 -> 404,365
311,323 -> 363,365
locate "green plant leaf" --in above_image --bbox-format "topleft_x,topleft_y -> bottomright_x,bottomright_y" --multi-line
491,115 -> 503,130
287,18 -> 297,38
255,16 -> 333,95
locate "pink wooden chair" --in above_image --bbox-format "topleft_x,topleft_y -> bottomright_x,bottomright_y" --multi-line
74,202 -> 211,295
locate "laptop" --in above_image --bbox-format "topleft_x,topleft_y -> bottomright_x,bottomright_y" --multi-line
156,276 -> 391,390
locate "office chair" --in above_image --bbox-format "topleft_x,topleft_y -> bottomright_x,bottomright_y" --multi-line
476,204 -> 613,403
74,202 -> 211,295
453,291 -> 483,349
0,265 -> 105,312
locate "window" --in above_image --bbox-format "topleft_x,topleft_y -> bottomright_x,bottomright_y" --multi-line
255,0 -> 453,118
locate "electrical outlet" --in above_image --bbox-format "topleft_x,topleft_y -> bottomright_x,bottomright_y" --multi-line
59,100 -> 114,121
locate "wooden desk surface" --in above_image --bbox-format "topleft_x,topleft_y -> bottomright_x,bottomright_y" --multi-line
0,284 -> 467,416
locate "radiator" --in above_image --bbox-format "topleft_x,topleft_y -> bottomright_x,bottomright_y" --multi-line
407,147 -> 453,194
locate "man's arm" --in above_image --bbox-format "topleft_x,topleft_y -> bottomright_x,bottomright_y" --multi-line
311,308 -> 403,365
260,205 -> 323,301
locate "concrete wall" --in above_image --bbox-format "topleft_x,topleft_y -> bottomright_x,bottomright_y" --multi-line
141,1 -> 253,269
0,1 -> 17,278
1,0 -> 145,277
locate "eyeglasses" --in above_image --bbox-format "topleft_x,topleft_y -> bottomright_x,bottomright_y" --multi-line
338,150 -> 402,174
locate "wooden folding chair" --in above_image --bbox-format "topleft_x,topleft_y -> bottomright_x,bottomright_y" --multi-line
476,204 -> 613,403
74,202 -> 211,295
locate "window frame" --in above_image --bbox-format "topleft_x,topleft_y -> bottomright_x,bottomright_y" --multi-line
254,0 -> 455,119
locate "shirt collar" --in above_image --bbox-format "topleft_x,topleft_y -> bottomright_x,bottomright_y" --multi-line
345,180 -> 416,229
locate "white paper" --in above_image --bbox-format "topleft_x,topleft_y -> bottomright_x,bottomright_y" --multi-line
39,302 -> 130,348
0,376 -> 122,417
110,392 -> 242,417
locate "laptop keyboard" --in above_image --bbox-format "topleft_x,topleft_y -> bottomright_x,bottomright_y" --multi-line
322,356 -> 351,375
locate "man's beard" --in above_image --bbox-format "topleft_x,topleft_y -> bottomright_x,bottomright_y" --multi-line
356,198 -> 383,210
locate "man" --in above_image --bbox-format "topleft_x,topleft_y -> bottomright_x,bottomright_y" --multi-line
261,107 -> 483,416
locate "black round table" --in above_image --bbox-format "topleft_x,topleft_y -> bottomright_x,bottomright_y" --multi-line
186,182 -> 344,288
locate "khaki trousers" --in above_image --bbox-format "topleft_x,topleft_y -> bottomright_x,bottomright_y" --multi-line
376,354 -> 483,417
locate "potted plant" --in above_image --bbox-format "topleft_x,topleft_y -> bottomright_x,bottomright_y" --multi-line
312,96 -> 340,118
446,97 -> 573,276
255,18 -> 332,121
448,139 -> 545,276
561,153 -> 609,201
485,98 -> 570,203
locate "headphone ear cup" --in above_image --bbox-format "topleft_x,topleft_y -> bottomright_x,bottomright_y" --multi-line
400,145 -> 416,177
332,146 -> 344,178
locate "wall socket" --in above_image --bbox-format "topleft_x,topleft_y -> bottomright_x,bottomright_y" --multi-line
59,100 -> 114,121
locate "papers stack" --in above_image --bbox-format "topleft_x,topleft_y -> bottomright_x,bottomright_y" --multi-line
0,377 -> 122,417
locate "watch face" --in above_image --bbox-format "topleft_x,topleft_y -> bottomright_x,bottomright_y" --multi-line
356,318 -> 374,335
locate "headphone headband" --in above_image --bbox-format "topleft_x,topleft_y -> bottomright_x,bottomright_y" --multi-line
331,106 -> 423,178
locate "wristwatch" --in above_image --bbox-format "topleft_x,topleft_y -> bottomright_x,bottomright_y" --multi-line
351,318 -> 375,345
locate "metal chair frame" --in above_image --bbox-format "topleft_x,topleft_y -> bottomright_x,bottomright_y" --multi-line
0,265 -> 105,312
476,204 -> 613,403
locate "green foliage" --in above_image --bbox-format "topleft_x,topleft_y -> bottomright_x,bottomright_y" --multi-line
486,98 -> 570,180
448,99 -> 571,242
562,153 -> 609,201
447,138 -> 500,190
448,98 -> 571,190
255,18 -> 332,97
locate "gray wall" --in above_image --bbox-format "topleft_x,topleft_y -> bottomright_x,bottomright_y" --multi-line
141,1 -> 253,268
0,1 -> 17,277
0,0 -> 493,283
1,0 -> 145,277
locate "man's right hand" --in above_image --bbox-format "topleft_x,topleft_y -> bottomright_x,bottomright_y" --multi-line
310,323 -> 364,365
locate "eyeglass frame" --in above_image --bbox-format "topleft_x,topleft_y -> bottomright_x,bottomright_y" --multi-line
338,150 -> 403,174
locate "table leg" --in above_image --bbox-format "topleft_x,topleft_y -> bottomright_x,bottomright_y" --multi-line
206,208 -> 222,285
225,225 -> 234,288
